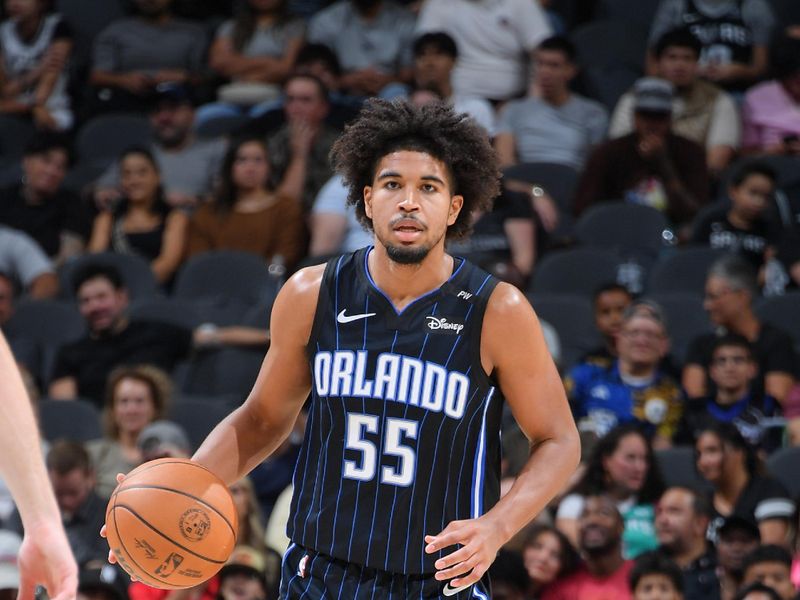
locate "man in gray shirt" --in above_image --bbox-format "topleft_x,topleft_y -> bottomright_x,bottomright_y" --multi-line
0,225 -> 57,299
307,0 -> 416,97
93,83 -> 226,209
89,0 -> 208,112
495,36 -> 608,172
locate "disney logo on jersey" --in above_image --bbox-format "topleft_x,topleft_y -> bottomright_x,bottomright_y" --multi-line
425,316 -> 464,335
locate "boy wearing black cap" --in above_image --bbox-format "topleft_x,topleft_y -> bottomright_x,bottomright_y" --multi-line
716,517 -> 761,600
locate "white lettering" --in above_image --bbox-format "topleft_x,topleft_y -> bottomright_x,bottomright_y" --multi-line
330,351 -> 354,396
445,372 -> 470,419
374,353 -> 400,400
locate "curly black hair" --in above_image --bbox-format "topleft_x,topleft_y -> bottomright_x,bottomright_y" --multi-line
329,99 -> 501,239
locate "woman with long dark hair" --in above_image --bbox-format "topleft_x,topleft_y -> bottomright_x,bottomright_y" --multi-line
88,147 -> 188,284
523,524 -> 580,599
556,423 -> 664,558
186,135 -> 305,269
695,422 -> 794,545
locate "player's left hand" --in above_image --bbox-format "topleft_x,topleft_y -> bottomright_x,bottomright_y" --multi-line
17,519 -> 78,600
424,517 -> 505,589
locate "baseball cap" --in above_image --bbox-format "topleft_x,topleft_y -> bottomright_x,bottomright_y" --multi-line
149,82 -> 194,109
219,546 -> 266,581
0,531 -> 21,591
718,515 -> 760,541
633,77 -> 674,114
137,420 -> 191,457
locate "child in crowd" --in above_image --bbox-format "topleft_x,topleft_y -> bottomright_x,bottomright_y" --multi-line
629,550 -> 684,600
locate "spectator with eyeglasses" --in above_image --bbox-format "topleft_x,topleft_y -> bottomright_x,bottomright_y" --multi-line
674,334 -> 781,452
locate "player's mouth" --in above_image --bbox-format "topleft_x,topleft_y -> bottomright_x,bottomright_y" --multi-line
392,219 -> 424,242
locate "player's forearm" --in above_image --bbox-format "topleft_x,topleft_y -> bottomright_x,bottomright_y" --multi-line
192,403 -> 294,485
0,335 -> 62,528
483,430 -> 580,544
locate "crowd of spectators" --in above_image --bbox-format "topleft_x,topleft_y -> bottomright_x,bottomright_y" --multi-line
0,0 -> 799,598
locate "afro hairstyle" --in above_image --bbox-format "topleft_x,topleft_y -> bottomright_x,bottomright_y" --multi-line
329,99 -> 501,239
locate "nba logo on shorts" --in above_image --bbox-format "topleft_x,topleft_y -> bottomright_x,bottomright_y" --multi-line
297,554 -> 309,578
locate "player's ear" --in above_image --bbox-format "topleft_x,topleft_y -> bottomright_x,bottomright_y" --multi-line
363,185 -> 374,219
447,194 -> 464,226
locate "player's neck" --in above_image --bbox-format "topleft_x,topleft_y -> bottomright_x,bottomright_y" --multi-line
367,244 -> 454,312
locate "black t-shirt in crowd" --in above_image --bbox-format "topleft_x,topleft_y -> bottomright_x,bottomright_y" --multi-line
685,323 -> 797,397
691,205 -> 781,271
50,320 -> 193,406
0,184 -> 90,257
706,475 -> 794,543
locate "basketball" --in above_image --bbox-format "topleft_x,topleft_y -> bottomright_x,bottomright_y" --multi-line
104,458 -> 238,590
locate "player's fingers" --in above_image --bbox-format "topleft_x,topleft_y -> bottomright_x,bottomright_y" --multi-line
107,549 -> 117,565
450,563 -> 487,589
115,473 -> 126,484
17,572 -> 34,600
433,544 -> 474,571
99,524 -> 107,538
424,523 -> 468,553
434,553 -> 480,581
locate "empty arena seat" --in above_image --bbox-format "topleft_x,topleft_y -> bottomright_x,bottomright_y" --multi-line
647,247 -> 728,295
655,446 -> 707,489
39,399 -> 102,442
530,247 -> 623,296
575,203 -> 672,260
75,113 -> 152,167
650,292 -> 713,364
766,446 -> 800,498
528,293 -> 601,369
756,292 -> 800,351
59,252 -> 159,301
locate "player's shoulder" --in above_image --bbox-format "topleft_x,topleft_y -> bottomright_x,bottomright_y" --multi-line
280,263 -> 327,301
484,281 -> 533,319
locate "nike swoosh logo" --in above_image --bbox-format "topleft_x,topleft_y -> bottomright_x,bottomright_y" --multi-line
337,309 -> 377,324
442,582 -> 471,596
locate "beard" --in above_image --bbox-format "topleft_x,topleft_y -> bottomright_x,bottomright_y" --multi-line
385,243 -> 432,264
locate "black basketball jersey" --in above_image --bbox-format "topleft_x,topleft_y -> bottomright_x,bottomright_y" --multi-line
683,0 -> 753,67
287,247 -> 504,575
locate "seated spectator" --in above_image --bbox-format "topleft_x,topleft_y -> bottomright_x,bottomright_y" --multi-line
741,546 -> 797,600
717,516 -> 761,600
308,174 -> 372,258
88,147 -> 188,285
675,335 -> 780,452
580,283 -> 633,369
88,0 -> 207,114
611,27 -> 740,175
655,487 -> 721,599
0,133 -> 88,265
217,546 -> 270,600
629,550 -> 684,600
137,420 -> 190,461
410,32 -> 495,136
7,440 -> 107,567
647,0 -> 774,91
48,263 -> 268,405
683,255 -> 796,404
446,186 -> 536,287
495,36 -> 608,172
735,582 -> 783,600
307,0 -> 415,98
87,365 -> 171,498
200,0 -> 305,121
566,301 -> 684,446
77,565 -> 129,600
574,78 -> 709,232
556,424 -> 664,559
691,162 -> 781,273
695,423 -> 795,545
0,224 -> 58,298
93,82 -> 228,210
187,136 -> 305,268
0,0 -> 73,130
416,0 -> 551,102
523,524 -> 581,599
742,36 -> 800,156
544,495 -> 633,600
0,530 -> 20,600
292,43 -> 362,119
230,477 -> 269,557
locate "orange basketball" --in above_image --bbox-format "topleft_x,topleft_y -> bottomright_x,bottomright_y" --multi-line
105,458 -> 238,590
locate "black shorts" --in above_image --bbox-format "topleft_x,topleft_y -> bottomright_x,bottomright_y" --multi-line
279,543 -> 491,599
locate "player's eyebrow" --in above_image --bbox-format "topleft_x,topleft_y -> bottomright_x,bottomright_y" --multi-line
376,171 -> 446,185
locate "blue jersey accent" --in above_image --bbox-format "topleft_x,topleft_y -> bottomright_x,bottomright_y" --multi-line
288,247 -> 502,575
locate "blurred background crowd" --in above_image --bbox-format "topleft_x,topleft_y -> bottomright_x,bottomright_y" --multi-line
0,0 -> 799,598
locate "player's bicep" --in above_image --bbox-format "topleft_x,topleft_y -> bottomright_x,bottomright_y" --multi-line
483,285 -> 572,443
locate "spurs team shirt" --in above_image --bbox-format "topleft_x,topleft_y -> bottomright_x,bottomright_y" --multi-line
288,247 -> 503,574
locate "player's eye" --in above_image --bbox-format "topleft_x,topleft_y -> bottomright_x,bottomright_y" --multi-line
421,183 -> 436,192
385,181 -> 400,189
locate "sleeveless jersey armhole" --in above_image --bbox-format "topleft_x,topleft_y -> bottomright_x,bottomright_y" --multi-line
469,277 -> 501,390
305,256 -> 340,359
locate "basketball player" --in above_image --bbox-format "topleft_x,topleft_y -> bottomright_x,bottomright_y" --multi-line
0,332 -> 78,600
111,100 -> 580,597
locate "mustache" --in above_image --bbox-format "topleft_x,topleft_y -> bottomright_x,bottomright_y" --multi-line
389,215 -> 426,229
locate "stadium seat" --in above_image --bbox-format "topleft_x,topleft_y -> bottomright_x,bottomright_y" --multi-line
530,247 -> 623,296
0,116 -> 36,162
528,293 -> 602,369
647,246 -> 727,295
766,446 -> 800,498
168,398 -> 234,452
570,19 -> 648,71
5,300 -> 86,382
574,203 -> 672,260
58,252 -> 160,301
579,65 -> 642,112
765,0 -> 800,28
176,347 -> 266,398
195,114 -> 249,138
650,292 -> 713,364
129,297 -> 203,331
75,113 -> 152,168
654,446 -> 707,489
502,162 -> 581,241
756,292 -> 800,351
39,398 -> 102,442
56,0 -> 126,68
596,0 -> 661,28
173,251 -> 281,325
